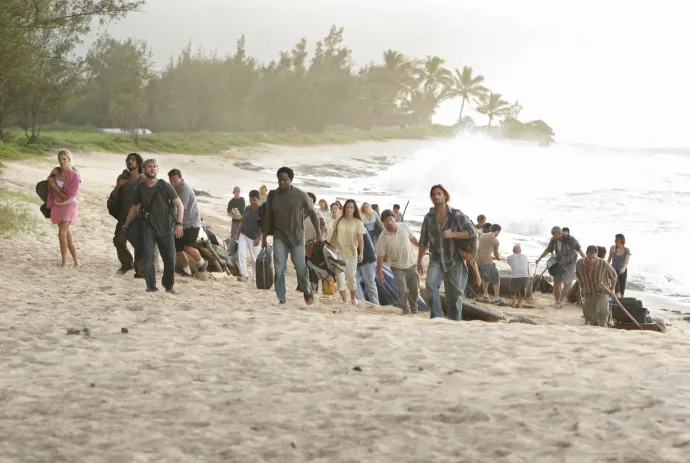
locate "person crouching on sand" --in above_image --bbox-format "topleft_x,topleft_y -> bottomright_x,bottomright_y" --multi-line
507,245 -> 530,308
123,159 -> 185,294
47,149 -> 80,267
576,245 -> 618,327
331,199 -> 366,305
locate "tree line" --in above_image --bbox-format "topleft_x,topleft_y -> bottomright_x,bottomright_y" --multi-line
0,1 -> 554,144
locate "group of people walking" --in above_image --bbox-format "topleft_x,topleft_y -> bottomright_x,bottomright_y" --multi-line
43,150 -> 632,325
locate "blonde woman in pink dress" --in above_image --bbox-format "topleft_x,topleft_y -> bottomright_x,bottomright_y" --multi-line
47,149 -> 80,266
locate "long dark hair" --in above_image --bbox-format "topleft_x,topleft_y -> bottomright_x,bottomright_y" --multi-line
127,152 -> 144,174
334,199 -> 362,230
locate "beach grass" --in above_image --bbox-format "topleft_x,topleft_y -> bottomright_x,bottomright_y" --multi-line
0,191 -> 36,238
2,124 -> 457,156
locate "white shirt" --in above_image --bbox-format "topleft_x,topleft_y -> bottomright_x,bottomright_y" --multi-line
507,253 -> 530,278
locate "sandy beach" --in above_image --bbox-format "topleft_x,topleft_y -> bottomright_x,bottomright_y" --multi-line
2,149 -> 690,462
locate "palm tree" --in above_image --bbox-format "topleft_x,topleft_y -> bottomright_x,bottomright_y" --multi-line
444,66 -> 487,122
400,90 -> 440,125
475,92 -> 511,126
415,55 -> 452,94
381,49 -> 415,102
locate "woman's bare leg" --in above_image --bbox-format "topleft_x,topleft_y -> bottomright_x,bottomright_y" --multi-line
58,222 -> 69,266
66,225 -> 79,266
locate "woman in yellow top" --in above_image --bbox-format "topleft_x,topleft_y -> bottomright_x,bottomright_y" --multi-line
331,199 -> 365,305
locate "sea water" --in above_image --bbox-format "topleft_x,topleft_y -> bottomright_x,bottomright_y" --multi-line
295,135 -> 690,306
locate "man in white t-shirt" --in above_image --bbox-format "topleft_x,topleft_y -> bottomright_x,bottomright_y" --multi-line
506,244 -> 530,308
376,209 -> 420,314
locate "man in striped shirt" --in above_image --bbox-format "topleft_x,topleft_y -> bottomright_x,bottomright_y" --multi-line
575,245 -> 618,327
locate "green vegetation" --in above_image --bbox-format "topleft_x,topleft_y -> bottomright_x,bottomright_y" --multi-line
0,189 -> 38,237
0,1 -> 555,154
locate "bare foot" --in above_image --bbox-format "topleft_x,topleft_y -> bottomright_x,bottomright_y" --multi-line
73,261 -> 80,267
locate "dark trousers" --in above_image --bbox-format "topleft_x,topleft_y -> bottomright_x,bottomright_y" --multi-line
142,223 -> 176,290
114,219 -> 143,271
615,269 -> 627,296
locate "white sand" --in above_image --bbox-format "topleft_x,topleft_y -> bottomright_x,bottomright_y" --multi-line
1,150 -> 690,462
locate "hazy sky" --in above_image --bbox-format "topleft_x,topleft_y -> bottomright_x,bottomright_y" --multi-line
99,0 -> 690,146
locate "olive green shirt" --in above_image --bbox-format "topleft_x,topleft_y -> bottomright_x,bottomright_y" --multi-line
270,186 -> 314,247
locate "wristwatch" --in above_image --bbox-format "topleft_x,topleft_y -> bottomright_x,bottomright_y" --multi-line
175,222 -> 182,226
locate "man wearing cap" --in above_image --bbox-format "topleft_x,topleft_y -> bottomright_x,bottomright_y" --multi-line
536,226 -> 585,309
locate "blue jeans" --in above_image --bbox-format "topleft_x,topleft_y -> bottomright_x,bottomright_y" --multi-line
142,223 -> 176,291
356,262 -> 379,304
273,238 -> 311,303
426,259 -> 468,321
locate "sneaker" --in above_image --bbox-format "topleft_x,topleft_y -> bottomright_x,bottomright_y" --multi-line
197,260 -> 209,272
165,287 -> 176,295
351,299 -> 358,306
304,293 -> 314,305
554,302 -> 562,309
341,299 -> 350,305
237,275 -> 248,282
117,265 -> 133,275
134,273 -> 144,279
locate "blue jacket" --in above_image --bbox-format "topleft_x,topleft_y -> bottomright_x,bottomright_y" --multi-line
358,228 -> 377,267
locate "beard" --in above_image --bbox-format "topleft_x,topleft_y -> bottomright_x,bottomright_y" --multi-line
145,172 -> 157,179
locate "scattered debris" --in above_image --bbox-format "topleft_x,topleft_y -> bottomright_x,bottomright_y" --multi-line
352,366 -> 362,372
82,327 -> 92,337
89,383 -> 95,388
66,328 -> 80,335
509,316 -> 538,325
121,328 -> 129,334
290,442 -> 297,449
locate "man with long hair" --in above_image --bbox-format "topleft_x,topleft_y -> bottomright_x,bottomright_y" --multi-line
110,152 -> 144,275
418,184 -> 476,321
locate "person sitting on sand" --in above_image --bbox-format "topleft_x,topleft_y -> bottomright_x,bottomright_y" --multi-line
262,167 -> 322,305
607,233 -> 631,297
393,204 -> 403,222
360,202 -> 384,249
258,184 -> 268,205
331,199 -> 366,305
234,190 -> 263,284
477,224 -> 503,303
476,214 -> 486,236
46,149 -> 80,267
418,184 -> 476,321
576,245 -> 618,327
227,186 -> 245,239
168,169 -> 208,277
123,159 -> 185,294
536,226 -> 585,309
377,209 -> 420,315
111,152 -> 143,275
507,244 -> 530,308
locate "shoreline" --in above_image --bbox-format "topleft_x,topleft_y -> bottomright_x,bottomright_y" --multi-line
1,148 -> 688,322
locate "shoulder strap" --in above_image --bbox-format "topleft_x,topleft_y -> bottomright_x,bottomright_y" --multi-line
143,180 -> 164,213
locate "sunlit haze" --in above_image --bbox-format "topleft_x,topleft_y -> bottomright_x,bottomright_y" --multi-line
99,0 -> 690,147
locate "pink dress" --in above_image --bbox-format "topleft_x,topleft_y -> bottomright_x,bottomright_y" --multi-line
48,171 -> 80,225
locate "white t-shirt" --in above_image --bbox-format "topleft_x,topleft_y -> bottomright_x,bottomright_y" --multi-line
376,222 -> 416,270
507,253 -> 530,278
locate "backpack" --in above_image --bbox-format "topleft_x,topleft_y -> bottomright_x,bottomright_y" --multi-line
307,241 -> 346,280
107,192 -> 120,219
36,180 -> 49,202
453,209 -> 477,261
